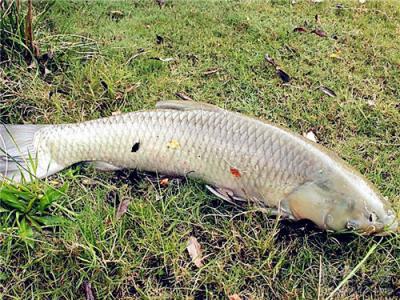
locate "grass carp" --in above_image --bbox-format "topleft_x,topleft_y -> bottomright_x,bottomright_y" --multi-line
0,100 -> 397,234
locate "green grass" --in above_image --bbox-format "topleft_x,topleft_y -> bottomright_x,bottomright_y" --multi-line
1,0 -> 400,298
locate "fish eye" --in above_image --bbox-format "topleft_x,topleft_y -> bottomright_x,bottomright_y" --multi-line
369,212 -> 377,223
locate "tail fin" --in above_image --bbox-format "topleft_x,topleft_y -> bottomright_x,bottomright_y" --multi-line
0,124 -> 63,183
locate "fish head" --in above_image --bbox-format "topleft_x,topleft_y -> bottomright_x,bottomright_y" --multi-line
285,169 -> 398,234
324,170 -> 398,235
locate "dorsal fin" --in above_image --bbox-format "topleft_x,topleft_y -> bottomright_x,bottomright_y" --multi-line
156,100 -> 223,112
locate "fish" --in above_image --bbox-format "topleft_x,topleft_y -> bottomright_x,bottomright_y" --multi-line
0,100 -> 397,234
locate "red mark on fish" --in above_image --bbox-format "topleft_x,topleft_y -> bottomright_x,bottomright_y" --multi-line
230,167 -> 241,178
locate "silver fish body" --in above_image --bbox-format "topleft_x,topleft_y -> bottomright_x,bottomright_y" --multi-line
1,101 -> 397,234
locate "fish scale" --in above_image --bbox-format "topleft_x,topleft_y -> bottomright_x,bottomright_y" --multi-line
35,109 -> 320,207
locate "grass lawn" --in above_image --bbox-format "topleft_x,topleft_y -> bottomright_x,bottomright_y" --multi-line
1,0 -> 399,298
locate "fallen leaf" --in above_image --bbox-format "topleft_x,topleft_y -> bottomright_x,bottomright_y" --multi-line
230,167 -> 241,178
156,34 -> 164,44
312,29 -> 327,37
203,68 -> 220,76
229,294 -> 242,300
176,92 -> 193,101
264,54 -> 278,67
303,131 -> 318,143
116,199 -> 130,220
293,27 -> 307,33
187,236 -> 203,268
319,86 -> 336,97
276,68 -> 291,83
83,281 -> 95,300
160,178 -> 169,187
166,139 -> 180,149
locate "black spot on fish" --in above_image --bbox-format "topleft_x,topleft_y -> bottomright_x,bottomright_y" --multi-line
131,142 -> 140,152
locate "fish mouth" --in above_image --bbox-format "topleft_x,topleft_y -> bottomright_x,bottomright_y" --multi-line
374,219 -> 399,236
365,218 -> 398,236
346,215 -> 398,235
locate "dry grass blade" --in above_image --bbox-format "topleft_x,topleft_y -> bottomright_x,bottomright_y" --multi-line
203,68 -> 220,76
24,0 -> 33,53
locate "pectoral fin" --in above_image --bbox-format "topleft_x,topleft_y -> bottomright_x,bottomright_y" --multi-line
206,185 -> 247,204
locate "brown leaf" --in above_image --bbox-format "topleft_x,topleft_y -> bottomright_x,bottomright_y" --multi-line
276,68 -> 291,83
264,54 -> 278,67
160,177 -> 169,187
116,199 -> 130,220
312,29 -> 327,37
176,92 -> 193,101
187,236 -> 203,268
229,295 -> 242,300
83,281 -> 95,300
203,68 -> 220,76
293,27 -> 307,33
319,86 -> 336,97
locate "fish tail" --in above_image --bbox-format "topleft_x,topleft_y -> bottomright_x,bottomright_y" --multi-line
0,124 -> 63,183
